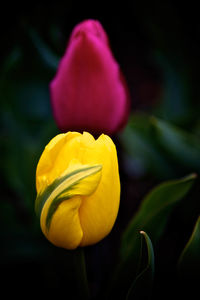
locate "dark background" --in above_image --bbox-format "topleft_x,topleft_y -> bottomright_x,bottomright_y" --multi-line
1,1 -> 200,297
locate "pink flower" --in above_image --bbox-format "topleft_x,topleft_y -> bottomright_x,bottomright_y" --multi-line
50,19 -> 130,135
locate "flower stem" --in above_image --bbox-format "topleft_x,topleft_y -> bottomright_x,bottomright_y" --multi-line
73,248 -> 90,300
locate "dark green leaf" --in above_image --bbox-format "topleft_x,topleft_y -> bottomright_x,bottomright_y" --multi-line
107,231 -> 154,300
178,216 -> 200,276
29,27 -> 60,70
126,231 -> 155,300
153,52 -> 192,124
151,117 -> 200,171
107,232 -> 141,300
108,174 -> 195,300
1,46 -> 22,76
121,173 -> 196,259
119,114 -> 175,178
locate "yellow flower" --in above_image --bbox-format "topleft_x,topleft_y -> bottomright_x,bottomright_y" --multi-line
35,131 -> 120,249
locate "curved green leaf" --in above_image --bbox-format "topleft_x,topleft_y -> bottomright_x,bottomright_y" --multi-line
121,173 -> 196,259
178,216 -> 200,275
151,117 -> 200,171
119,114 -> 175,178
108,174 -> 195,300
126,231 -> 155,300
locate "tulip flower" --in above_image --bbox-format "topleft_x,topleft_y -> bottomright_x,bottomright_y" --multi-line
35,131 -> 120,249
50,19 -> 130,135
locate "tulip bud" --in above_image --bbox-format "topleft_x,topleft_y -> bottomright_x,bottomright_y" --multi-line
50,19 -> 130,135
35,131 -> 120,249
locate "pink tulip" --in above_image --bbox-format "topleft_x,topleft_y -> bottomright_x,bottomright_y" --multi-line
50,19 -> 130,135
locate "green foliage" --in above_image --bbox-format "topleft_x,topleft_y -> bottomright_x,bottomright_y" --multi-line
108,231 -> 155,300
28,27 -> 60,71
121,174 -> 196,259
152,117 -> 200,172
126,231 -> 155,300
108,174 -> 195,299
0,42 -> 59,269
119,114 -> 175,178
178,216 -> 200,276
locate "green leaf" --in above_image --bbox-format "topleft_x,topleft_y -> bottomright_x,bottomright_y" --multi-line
29,27 -> 60,70
108,174 -> 196,300
121,173 -> 196,259
119,114 -> 176,178
126,231 -> 155,300
107,231 -> 154,300
1,46 -> 22,76
151,117 -> 200,171
178,216 -> 200,276
153,52 -> 192,125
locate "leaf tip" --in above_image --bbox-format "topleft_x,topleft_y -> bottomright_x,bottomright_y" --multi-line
185,173 -> 198,181
190,172 -> 198,178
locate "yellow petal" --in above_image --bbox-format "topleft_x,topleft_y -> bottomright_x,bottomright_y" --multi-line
43,196 -> 83,249
40,162 -> 102,249
36,132 -> 81,193
79,134 -> 120,246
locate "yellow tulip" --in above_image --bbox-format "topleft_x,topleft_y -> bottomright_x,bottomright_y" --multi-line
35,131 -> 120,249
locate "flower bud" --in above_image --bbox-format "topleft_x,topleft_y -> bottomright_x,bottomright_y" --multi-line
50,19 -> 130,135
35,131 -> 120,249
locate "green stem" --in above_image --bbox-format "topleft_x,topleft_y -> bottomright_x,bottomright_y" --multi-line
73,248 -> 90,300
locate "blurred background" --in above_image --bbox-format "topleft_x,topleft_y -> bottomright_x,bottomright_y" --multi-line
1,1 -> 200,297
